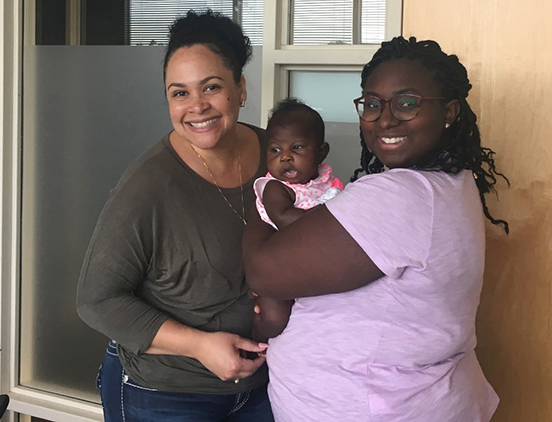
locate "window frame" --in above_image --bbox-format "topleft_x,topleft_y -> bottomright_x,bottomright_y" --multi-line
260,0 -> 403,123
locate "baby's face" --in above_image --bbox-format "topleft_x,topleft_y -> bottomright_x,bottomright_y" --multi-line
266,121 -> 322,184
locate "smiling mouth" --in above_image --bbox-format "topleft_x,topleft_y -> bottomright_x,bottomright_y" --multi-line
188,117 -> 219,128
380,136 -> 407,144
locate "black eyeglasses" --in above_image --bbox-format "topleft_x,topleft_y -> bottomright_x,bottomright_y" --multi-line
353,94 -> 446,122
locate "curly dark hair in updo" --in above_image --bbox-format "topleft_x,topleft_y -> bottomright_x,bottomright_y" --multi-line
163,9 -> 252,83
351,36 -> 509,233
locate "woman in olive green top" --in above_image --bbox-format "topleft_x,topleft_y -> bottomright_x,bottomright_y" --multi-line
77,10 -> 273,422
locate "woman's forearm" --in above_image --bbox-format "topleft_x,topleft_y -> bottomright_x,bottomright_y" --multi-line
146,318 -> 269,382
243,205 -> 384,298
145,318 -> 207,358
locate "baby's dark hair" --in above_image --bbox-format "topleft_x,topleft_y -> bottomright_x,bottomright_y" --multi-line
352,36 -> 509,233
267,98 -> 325,147
163,10 -> 252,83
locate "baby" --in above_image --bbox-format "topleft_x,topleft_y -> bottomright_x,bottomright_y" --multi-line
252,98 -> 344,340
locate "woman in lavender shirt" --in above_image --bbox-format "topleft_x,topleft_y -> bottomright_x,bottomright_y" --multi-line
243,37 -> 509,422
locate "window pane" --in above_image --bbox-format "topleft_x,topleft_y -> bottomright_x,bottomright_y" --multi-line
241,0 -> 264,45
362,0 -> 386,43
291,0 -> 386,45
289,70 -> 360,123
35,0 -> 66,45
83,0 -> 127,45
37,0 -> 264,47
21,46 -> 171,402
129,0 -> 233,46
127,0 -> 263,46
292,0 -> 353,45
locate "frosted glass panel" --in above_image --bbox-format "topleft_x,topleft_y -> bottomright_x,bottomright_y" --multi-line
21,45 -> 262,402
289,70 -> 363,184
290,71 -> 361,123
321,121 -> 363,185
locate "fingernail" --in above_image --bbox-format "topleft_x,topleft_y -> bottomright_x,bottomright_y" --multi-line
258,343 -> 269,348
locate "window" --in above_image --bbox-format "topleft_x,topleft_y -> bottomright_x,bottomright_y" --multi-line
128,0 -> 264,45
34,0 -> 265,46
261,0 -> 403,120
361,0 -> 386,43
291,0 -> 386,45
127,0 -> 386,47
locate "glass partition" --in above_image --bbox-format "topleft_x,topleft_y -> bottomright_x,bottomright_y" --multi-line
21,0 -> 263,401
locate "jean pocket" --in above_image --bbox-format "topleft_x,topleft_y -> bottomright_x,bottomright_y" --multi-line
122,375 -> 159,392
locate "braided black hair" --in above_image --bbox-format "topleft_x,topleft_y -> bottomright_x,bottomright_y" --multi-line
163,10 -> 252,83
352,36 -> 509,233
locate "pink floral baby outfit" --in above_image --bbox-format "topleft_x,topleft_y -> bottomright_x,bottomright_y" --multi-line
254,163 -> 344,230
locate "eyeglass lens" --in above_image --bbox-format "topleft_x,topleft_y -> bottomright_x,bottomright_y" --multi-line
357,94 -> 421,122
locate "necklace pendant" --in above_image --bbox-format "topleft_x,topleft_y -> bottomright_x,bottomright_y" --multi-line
188,138 -> 247,226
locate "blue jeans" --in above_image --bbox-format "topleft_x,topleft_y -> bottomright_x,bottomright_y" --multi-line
97,341 -> 274,422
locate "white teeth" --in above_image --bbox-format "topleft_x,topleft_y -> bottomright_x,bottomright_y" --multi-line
189,118 -> 218,128
381,136 -> 406,144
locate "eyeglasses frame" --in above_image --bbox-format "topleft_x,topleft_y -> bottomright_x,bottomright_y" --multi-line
353,94 -> 447,122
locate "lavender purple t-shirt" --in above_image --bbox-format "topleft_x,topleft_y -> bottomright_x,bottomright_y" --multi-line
266,169 -> 499,422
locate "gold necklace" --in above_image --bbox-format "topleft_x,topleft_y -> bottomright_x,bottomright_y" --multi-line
189,139 -> 247,225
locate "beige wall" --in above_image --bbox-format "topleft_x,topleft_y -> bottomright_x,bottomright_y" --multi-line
403,1 -> 552,420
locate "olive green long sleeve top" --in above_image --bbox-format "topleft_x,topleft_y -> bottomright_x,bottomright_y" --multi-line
77,124 -> 268,394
